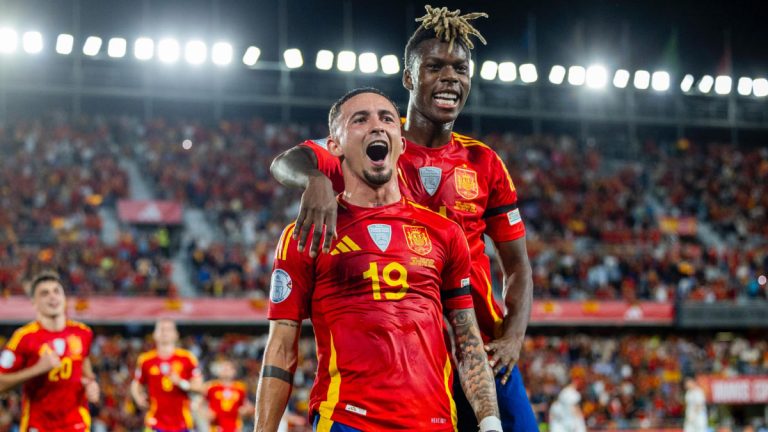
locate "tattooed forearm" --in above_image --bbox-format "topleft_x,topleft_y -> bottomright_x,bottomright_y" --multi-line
275,320 -> 299,328
448,307 -> 500,420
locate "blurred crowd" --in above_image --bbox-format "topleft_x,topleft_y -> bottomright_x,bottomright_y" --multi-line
0,114 -> 766,301
2,330 -> 766,431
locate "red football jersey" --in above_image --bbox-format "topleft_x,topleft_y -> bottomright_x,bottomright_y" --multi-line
0,320 -> 93,432
206,380 -> 248,432
134,348 -> 201,431
269,197 -> 473,431
303,132 -> 525,340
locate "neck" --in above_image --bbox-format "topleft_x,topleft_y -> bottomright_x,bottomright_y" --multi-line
157,343 -> 176,357
37,314 -> 66,332
341,172 -> 401,207
403,103 -> 454,148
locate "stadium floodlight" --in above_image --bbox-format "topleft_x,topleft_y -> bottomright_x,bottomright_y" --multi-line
283,48 -> 303,69
242,46 -> 260,66
567,65 -> 586,86
714,75 -> 732,95
519,63 -> 538,83
22,31 -> 43,54
358,52 -> 378,73
680,74 -> 694,92
737,77 -> 753,96
211,42 -> 233,66
107,37 -> 127,58
82,36 -> 102,56
697,75 -> 714,93
480,61 -> 498,81
157,38 -> 179,63
380,54 -> 400,75
585,65 -> 608,89
633,70 -> 650,90
549,65 -> 566,84
651,71 -> 670,92
56,34 -> 74,55
134,37 -> 154,61
315,50 -> 333,70
184,40 -> 207,65
497,62 -> 516,82
752,78 -> 768,97
613,69 -> 630,88
0,28 -> 18,54
336,50 -> 356,72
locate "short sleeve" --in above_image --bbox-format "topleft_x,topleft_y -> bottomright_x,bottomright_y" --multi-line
484,153 -> 526,242
187,354 -> 201,379
134,358 -> 147,384
300,139 -> 344,193
0,331 -> 26,373
268,224 -> 315,321
440,223 -> 474,311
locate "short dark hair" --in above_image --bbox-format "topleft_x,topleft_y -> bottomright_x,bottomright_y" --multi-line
327,87 -> 399,133
29,271 -> 63,297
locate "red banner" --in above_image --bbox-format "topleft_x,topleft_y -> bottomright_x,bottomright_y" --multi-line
117,200 -> 183,225
530,301 -> 674,325
698,375 -> 768,404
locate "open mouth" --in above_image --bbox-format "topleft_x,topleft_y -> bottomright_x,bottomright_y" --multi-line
433,91 -> 460,108
366,141 -> 389,165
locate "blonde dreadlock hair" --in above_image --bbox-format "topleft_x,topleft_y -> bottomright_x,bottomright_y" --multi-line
404,4 -> 488,69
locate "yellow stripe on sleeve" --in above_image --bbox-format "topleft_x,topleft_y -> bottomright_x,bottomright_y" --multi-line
280,225 -> 296,260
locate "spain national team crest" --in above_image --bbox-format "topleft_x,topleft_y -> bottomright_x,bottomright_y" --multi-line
367,224 -> 392,252
419,166 -> 442,196
454,167 -> 479,199
403,225 -> 432,256
67,335 -> 83,356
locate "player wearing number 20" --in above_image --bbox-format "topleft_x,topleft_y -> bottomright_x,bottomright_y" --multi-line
0,272 -> 99,432
254,88 -> 500,432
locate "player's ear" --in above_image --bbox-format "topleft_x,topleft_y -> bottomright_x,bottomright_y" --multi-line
327,135 -> 343,157
399,136 -> 406,154
403,67 -> 414,91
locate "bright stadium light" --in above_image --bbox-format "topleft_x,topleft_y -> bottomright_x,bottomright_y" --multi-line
157,38 -> 179,63
519,63 -> 538,83
698,75 -> 714,93
752,78 -> 768,97
184,40 -> 206,65
469,60 -> 475,77
0,28 -> 18,54
211,42 -> 233,66
358,52 -> 378,73
134,37 -> 154,60
56,34 -> 74,55
82,36 -> 102,56
714,75 -> 732,95
107,37 -> 127,58
737,77 -> 753,96
633,70 -> 650,90
242,46 -> 260,66
613,69 -> 630,88
567,65 -> 586,86
380,54 -> 400,75
680,74 -> 695,92
283,48 -> 303,69
22,31 -> 43,54
549,65 -> 566,84
336,50 -> 355,72
651,71 -> 670,91
315,50 -> 333,70
585,65 -> 608,89
497,62 -> 516,82
480,61 -> 498,80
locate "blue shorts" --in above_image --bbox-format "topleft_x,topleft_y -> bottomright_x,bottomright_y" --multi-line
312,414 -> 362,432
453,365 -> 539,432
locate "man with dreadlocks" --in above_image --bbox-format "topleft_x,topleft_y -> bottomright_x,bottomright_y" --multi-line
270,5 -> 538,432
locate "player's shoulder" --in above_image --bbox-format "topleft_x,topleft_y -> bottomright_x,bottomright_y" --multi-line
403,200 -> 461,231
6,321 -> 41,350
173,348 -> 198,362
206,379 -> 222,389
301,137 -> 330,150
452,132 -> 500,158
275,222 -> 298,261
234,380 -> 247,391
66,319 -> 92,333
137,349 -> 158,365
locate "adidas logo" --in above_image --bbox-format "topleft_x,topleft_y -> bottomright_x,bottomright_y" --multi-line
330,236 -> 361,255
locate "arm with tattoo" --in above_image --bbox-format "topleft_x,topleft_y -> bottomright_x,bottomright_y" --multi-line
253,320 -> 301,432
448,307 -> 500,423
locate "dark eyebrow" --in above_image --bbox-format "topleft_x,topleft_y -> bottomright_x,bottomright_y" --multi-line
350,110 -> 370,118
378,108 -> 397,118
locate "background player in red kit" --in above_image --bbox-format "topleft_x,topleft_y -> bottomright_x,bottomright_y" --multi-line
0,272 -> 100,432
131,319 -> 203,432
205,359 -> 252,432
254,88 -> 501,432
270,6 -> 538,431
